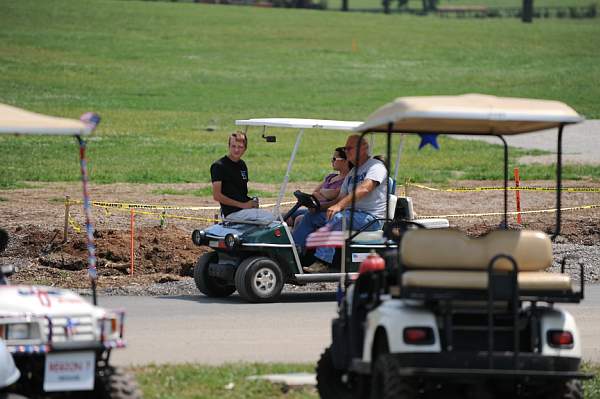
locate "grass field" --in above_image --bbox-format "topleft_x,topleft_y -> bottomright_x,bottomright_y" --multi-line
134,362 -> 600,399
1,0 -> 599,187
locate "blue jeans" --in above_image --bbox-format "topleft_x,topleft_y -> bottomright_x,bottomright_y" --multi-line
292,209 -> 382,264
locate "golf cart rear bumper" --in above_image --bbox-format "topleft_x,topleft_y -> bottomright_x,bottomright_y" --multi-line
351,352 -> 592,380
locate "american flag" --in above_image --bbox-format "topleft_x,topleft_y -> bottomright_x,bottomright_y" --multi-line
306,225 -> 346,248
64,318 -> 79,338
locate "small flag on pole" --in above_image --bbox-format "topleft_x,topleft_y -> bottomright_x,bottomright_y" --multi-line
306,225 -> 346,248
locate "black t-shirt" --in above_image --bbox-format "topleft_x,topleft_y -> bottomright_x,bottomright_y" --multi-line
210,156 -> 250,217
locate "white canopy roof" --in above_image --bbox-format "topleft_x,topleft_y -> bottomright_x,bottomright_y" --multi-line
356,94 -> 584,135
236,118 -> 362,131
0,103 -> 92,135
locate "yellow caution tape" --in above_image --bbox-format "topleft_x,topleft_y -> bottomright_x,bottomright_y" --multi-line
67,200 -> 295,211
132,209 -> 221,223
68,214 -> 82,233
408,183 -> 600,193
418,204 -> 600,219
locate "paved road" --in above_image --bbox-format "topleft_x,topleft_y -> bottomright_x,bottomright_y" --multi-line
102,285 -> 600,366
453,120 -> 600,164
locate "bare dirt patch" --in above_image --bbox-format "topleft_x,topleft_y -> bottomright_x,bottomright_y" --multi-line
1,180 -> 599,290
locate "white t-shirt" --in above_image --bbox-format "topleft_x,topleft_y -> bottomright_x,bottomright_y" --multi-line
341,158 -> 388,218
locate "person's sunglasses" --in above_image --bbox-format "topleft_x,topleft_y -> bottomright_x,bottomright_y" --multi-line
331,157 -> 345,162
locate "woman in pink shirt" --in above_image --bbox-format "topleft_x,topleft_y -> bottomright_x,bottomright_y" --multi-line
288,147 -> 351,227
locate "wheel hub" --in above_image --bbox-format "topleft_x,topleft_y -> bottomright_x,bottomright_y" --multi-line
253,267 -> 277,296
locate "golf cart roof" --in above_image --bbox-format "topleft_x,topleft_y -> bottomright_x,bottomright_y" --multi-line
356,94 -> 584,135
0,103 -> 92,136
236,118 -> 362,131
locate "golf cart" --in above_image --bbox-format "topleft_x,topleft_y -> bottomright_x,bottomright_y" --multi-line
317,94 -> 592,398
191,118 -> 449,303
0,104 -> 141,398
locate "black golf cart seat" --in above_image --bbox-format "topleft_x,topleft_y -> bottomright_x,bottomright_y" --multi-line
391,229 -> 582,303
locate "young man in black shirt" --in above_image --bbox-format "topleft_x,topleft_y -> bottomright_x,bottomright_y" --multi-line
210,132 -> 274,223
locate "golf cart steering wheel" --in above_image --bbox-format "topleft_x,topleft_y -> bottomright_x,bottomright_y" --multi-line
293,190 -> 320,210
282,191 -> 322,223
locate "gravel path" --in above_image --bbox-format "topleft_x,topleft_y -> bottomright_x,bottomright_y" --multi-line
73,242 -> 600,297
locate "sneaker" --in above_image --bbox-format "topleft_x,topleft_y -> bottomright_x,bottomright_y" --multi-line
303,261 -> 330,274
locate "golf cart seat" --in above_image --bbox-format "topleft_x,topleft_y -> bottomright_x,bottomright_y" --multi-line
394,229 -> 582,302
352,195 -> 449,242
352,194 -> 398,242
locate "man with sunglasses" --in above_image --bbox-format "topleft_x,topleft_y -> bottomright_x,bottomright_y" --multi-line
293,134 -> 387,273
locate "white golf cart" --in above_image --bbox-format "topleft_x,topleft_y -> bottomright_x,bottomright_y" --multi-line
191,118 -> 448,303
317,94 -> 593,398
0,103 -> 141,398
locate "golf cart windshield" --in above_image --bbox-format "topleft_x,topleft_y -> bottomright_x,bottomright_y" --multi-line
235,118 -> 362,219
355,93 -> 585,237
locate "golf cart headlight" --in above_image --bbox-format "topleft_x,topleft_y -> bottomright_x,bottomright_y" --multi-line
6,323 -> 38,340
224,234 -> 240,249
192,229 -> 206,246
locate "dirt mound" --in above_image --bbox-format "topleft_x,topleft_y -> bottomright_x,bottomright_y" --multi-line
4,224 -> 206,289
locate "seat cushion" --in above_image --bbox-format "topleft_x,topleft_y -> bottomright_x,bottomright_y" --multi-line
402,270 -> 572,291
401,229 -> 552,271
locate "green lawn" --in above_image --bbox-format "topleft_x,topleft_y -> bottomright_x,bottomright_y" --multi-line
134,362 -> 600,399
1,0 -> 599,187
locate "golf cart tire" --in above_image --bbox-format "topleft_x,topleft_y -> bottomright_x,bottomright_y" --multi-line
370,354 -> 418,399
94,366 -> 142,399
234,256 -> 283,303
194,252 -> 236,298
317,347 -> 366,399
542,379 -> 583,399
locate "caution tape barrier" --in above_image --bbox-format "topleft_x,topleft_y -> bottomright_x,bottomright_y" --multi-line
418,204 -> 600,219
66,199 -> 295,211
408,183 -> 600,193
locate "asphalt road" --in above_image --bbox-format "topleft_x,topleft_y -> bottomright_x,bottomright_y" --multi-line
103,285 -> 600,366
454,120 -> 600,164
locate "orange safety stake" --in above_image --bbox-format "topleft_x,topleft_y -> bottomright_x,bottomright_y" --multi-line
130,209 -> 135,275
514,167 -> 522,224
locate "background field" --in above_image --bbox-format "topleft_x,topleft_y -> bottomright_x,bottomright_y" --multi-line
326,0 -> 598,11
1,0 -> 599,187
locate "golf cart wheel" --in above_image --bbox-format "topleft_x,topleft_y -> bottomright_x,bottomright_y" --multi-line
539,379 -> 583,399
194,252 -> 236,298
316,347 -> 367,399
235,256 -> 283,303
94,366 -> 142,399
370,354 -> 417,399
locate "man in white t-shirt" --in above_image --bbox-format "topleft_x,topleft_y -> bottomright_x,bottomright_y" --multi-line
292,134 -> 388,273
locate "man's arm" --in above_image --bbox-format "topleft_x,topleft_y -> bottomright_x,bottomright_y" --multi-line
326,179 -> 378,220
212,181 -> 256,209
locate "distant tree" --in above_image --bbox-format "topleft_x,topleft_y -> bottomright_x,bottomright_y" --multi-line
522,0 -> 534,22
422,0 -> 438,12
383,0 -> 390,13
398,0 -> 408,8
